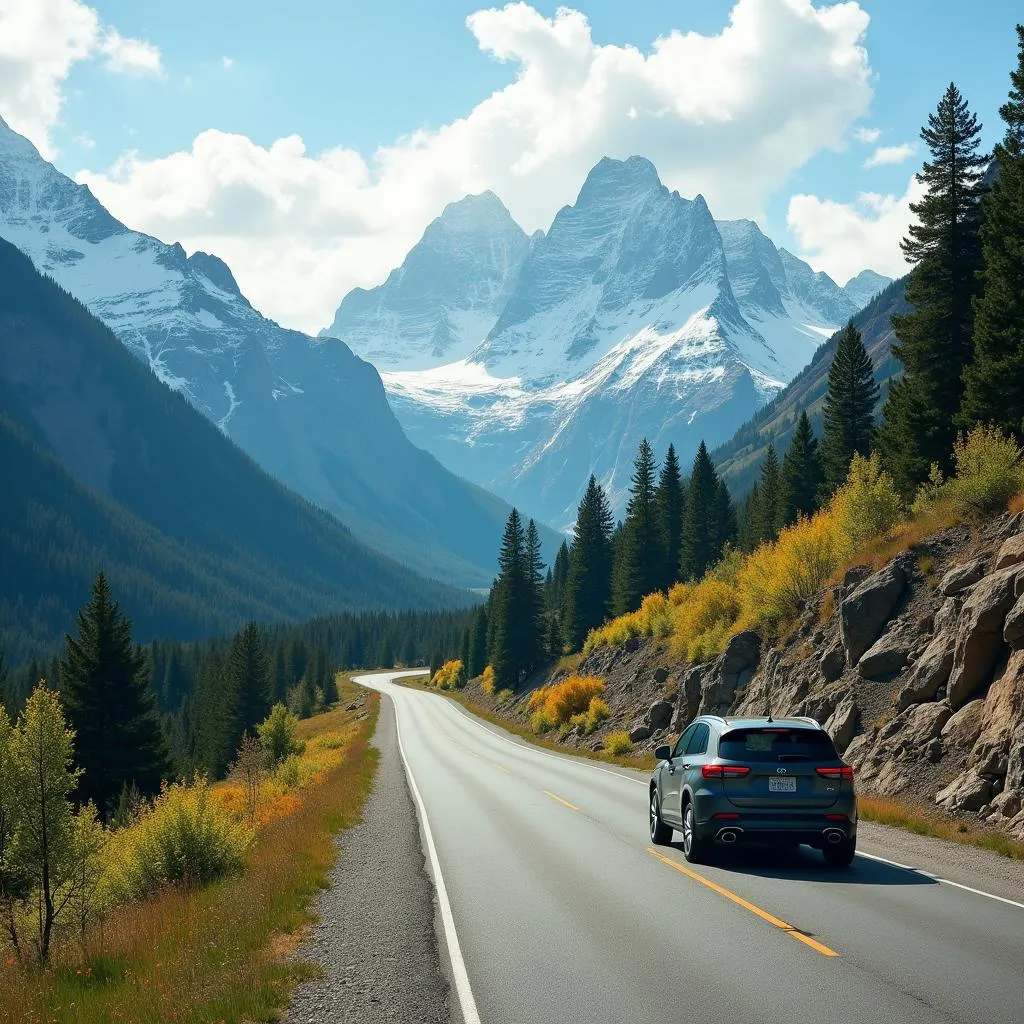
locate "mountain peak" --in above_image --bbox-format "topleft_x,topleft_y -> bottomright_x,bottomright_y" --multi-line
580,155 -> 663,196
433,190 -> 521,234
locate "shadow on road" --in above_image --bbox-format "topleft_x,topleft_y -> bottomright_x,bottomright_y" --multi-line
666,841 -> 937,886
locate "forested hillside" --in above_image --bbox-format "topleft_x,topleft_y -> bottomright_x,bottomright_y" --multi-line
0,238 -> 464,661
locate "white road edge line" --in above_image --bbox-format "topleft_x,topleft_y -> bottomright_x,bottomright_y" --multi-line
857,851 -> 1024,911
369,672 -> 1024,916
387,681 -> 483,1024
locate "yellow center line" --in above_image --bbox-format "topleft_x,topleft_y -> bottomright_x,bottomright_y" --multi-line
543,790 -> 580,812
646,847 -> 839,958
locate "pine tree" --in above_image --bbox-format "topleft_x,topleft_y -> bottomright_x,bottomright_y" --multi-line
680,442 -> 721,581
468,606 -> 488,679
877,83 -> 988,494
820,321 -> 879,496
524,519 -> 547,672
564,476 -> 615,649
551,540 -> 570,612
779,411 -> 823,525
60,574 -> 168,817
963,25 -> 1024,436
756,443 -> 783,544
738,481 -> 763,553
195,648 -> 232,776
489,509 -> 530,690
224,623 -> 271,748
612,439 -> 664,614
714,478 -> 738,552
655,443 -> 686,590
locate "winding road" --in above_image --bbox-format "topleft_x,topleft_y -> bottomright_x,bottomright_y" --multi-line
356,670 -> 1024,1024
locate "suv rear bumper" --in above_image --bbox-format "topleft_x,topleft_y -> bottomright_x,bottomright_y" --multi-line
695,810 -> 857,848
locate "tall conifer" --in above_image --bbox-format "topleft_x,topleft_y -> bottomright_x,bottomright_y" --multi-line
963,26 -> 1024,435
757,444 -> 783,544
564,477 -> 615,649
680,442 -> 720,581
877,83 -> 988,493
779,412 -> 823,525
655,443 -> 686,590
224,622 -> 271,746
60,573 -> 168,816
820,322 -> 879,496
612,439 -> 664,614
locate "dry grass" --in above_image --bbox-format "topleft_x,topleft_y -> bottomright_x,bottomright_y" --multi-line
859,795 -> 1024,860
0,683 -> 380,1024
819,589 -> 837,624
1009,493 -> 1024,516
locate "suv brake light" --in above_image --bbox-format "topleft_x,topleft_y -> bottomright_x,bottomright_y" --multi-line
816,765 -> 854,780
702,763 -> 751,778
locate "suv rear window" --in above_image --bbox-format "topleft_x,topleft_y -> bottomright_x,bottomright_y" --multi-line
718,728 -> 838,762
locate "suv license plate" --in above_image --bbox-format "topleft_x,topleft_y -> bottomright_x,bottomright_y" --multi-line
769,777 -> 797,793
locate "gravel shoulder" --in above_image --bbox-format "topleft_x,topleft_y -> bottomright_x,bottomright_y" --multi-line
286,693 -> 451,1024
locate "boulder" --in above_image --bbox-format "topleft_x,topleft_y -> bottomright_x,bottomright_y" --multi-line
936,773 -> 993,813
842,732 -> 874,768
628,724 -> 652,743
894,633 -> 955,712
947,565 -> 1022,709
841,561 -> 907,666
940,699 -> 987,750
1004,594 -> 1024,649
824,696 -> 858,753
648,700 -> 674,731
820,640 -> 846,682
858,623 -> 914,678
903,701 -> 952,747
992,789 -> 1022,821
924,738 -> 944,763
994,533 -> 1024,571
938,558 -> 985,596
653,666 -> 669,686
721,631 -> 761,675
933,597 -> 960,636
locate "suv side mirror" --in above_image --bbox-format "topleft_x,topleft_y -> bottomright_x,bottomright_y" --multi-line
654,745 -> 672,762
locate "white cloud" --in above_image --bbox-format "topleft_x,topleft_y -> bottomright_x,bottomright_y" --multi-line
0,0 -> 164,157
787,175 -> 923,283
221,56 -> 235,69
864,142 -> 913,168
76,132 -> 95,149
853,125 -> 880,144
98,28 -> 164,77
77,0 -> 874,333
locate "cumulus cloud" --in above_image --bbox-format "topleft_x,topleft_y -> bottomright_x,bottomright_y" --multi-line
0,0 -> 164,158
853,126 -> 881,144
78,0 -> 874,333
864,142 -> 913,168
787,175 -> 923,284
221,56 -> 235,69
98,28 -> 164,77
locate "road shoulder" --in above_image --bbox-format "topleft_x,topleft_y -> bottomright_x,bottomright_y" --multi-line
286,692 -> 451,1024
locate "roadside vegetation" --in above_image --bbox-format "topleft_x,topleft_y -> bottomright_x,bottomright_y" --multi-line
0,677 -> 379,1022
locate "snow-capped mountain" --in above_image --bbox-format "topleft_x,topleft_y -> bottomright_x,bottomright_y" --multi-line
843,269 -> 894,311
323,191 -> 531,370
0,115 -> 553,587
323,156 -> 886,529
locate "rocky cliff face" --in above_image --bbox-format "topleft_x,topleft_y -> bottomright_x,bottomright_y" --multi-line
498,511 -> 1024,841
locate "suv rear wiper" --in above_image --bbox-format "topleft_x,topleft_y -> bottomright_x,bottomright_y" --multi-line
777,753 -> 809,761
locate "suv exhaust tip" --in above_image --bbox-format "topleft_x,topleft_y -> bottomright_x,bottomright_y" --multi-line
823,828 -> 845,845
716,827 -> 742,844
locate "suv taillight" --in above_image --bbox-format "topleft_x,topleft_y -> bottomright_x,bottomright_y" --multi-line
816,765 -> 854,780
702,764 -> 751,778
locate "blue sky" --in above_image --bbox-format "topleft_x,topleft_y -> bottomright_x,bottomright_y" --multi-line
5,1 -> 1023,331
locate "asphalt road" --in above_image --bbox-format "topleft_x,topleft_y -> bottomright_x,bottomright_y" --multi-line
356,671 -> 1024,1024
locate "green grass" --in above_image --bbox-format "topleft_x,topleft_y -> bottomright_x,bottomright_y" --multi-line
0,684 -> 381,1023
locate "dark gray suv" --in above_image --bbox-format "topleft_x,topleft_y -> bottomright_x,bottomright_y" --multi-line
649,715 -> 857,867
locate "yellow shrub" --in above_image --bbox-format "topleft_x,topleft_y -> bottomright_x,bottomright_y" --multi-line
636,592 -> 673,638
833,452 -> 905,547
106,776 -> 252,902
495,688 -> 514,703
480,664 -> 496,695
667,577 -> 740,662
528,675 -> 605,732
431,659 -> 464,690
736,510 -> 847,636
604,730 -> 633,756
584,695 -> 611,733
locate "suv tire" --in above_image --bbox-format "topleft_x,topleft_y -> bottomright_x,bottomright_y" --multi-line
682,801 -> 710,864
650,789 -> 672,845
823,838 -> 856,868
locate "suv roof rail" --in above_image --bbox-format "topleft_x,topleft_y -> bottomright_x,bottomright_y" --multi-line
791,716 -> 822,726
